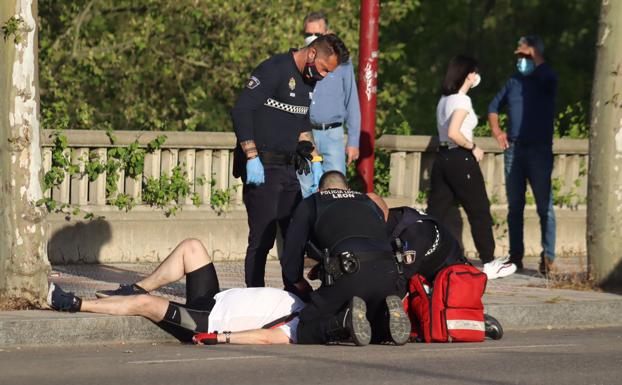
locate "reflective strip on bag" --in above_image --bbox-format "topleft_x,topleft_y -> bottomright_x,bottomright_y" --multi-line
446,319 -> 485,331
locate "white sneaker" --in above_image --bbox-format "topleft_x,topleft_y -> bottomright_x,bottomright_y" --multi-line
483,257 -> 517,280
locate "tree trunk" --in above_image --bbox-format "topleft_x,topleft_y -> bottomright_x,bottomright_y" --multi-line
0,0 -> 50,307
587,0 -> 622,287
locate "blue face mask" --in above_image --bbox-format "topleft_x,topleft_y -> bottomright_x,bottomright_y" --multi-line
516,57 -> 535,75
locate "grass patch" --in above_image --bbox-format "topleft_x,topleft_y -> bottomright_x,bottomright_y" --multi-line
544,271 -> 601,292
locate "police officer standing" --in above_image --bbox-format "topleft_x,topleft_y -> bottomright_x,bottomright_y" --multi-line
280,171 -> 410,345
231,35 -> 349,287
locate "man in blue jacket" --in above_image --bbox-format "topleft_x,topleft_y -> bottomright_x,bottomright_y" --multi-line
298,12 -> 361,198
487,35 -> 557,275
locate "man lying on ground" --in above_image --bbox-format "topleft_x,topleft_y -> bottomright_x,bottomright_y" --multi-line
47,238 -> 366,345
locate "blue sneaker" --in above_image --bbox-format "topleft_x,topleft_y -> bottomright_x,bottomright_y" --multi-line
47,283 -> 82,312
95,283 -> 148,298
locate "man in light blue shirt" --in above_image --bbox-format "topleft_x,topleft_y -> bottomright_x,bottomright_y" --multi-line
299,12 -> 361,197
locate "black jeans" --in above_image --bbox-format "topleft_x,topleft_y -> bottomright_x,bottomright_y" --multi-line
427,148 -> 495,264
242,164 -> 301,287
296,256 -> 403,344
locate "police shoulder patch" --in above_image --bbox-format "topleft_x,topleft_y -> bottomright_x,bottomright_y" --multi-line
246,76 -> 260,89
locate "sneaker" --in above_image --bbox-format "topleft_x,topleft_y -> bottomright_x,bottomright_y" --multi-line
95,283 -> 148,298
386,295 -> 411,346
345,296 -> 372,346
47,283 -> 82,312
483,256 -> 517,280
484,314 -> 503,340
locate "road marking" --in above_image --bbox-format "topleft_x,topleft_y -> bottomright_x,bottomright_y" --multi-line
418,343 -> 579,352
127,355 -> 276,365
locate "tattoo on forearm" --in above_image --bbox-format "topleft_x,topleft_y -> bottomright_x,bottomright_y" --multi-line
240,140 -> 258,158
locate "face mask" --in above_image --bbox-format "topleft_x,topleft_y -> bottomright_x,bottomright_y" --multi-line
303,61 -> 324,84
516,57 -> 535,75
471,73 -> 481,88
304,33 -> 321,46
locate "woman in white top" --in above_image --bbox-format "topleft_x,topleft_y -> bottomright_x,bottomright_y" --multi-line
427,55 -> 516,280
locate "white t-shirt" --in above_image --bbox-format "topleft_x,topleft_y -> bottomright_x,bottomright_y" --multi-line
436,92 -> 478,148
207,288 -> 305,343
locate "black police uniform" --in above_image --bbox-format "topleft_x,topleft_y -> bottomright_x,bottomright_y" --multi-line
231,50 -> 314,287
387,206 -> 467,286
280,189 -> 403,344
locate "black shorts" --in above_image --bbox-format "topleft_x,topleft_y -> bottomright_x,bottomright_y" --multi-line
157,263 -> 220,340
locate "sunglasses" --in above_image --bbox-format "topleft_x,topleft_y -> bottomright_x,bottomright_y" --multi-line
304,32 -> 323,38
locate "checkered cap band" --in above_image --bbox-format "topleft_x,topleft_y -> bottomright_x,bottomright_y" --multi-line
264,98 -> 309,115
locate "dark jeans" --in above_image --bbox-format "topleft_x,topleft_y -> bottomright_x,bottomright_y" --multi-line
243,164 -> 301,287
296,256 -> 403,344
504,142 -> 556,261
427,147 -> 495,264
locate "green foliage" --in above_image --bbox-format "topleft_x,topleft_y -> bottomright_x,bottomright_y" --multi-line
39,1 -> 600,136
142,166 -> 199,217
1,16 -> 25,44
38,132 -> 221,218
38,0 -> 363,132
209,180 -> 240,216
554,102 -> 589,139
473,114 -> 508,138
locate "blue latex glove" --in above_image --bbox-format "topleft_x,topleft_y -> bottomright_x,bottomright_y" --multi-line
309,161 -> 324,194
245,157 -> 265,185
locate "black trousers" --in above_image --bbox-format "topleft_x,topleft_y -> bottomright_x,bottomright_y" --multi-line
296,256 -> 403,344
427,148 -> 495,264
242,164 -> 301,287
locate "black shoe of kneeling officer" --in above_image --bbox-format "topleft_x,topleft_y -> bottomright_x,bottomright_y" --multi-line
47,283 -> 82,312
484,314 -> 503,340
386,295 -> 411,345
325,296 -> 371,346
346,296 -> 372,346
95,283 -> 148,298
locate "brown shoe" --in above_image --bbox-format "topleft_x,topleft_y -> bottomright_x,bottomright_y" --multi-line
539,255 -> 554,276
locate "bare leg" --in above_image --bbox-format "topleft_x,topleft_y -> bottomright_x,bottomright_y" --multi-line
136,238 -> 212,291
80,294 -> 169,323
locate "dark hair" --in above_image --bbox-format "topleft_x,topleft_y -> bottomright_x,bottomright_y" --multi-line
309,33 -> 349,64
319,170 -> 348,190
303,11 -> 328,31
440,54 -> 479,96
519,35 -> 545,55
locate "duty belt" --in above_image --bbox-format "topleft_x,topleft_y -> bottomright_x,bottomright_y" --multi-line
259,151 -> 295,165
312,122 -> 342,130
323,250 -> 393,282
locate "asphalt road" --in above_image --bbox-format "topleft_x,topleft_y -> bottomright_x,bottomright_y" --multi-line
1,327 -> 621,385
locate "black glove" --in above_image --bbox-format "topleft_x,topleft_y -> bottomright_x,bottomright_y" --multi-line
294,140 -> 314,175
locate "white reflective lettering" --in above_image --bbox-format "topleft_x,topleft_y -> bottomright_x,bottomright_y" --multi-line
446,319 -> 485,331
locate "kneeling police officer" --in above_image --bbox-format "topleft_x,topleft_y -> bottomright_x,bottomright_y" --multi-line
387,206 -> 467,285
280,171 -> 410,346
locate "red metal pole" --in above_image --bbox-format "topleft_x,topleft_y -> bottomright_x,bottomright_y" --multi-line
356,0 -> 379,193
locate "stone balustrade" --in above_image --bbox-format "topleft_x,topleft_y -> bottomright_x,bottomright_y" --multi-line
42,130 -> 589,209
41,130 -> 243,209
41,130 -> 589,263
377,135 -> 588,206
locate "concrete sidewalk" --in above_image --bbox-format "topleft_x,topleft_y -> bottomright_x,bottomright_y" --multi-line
1,256 -> 621,347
